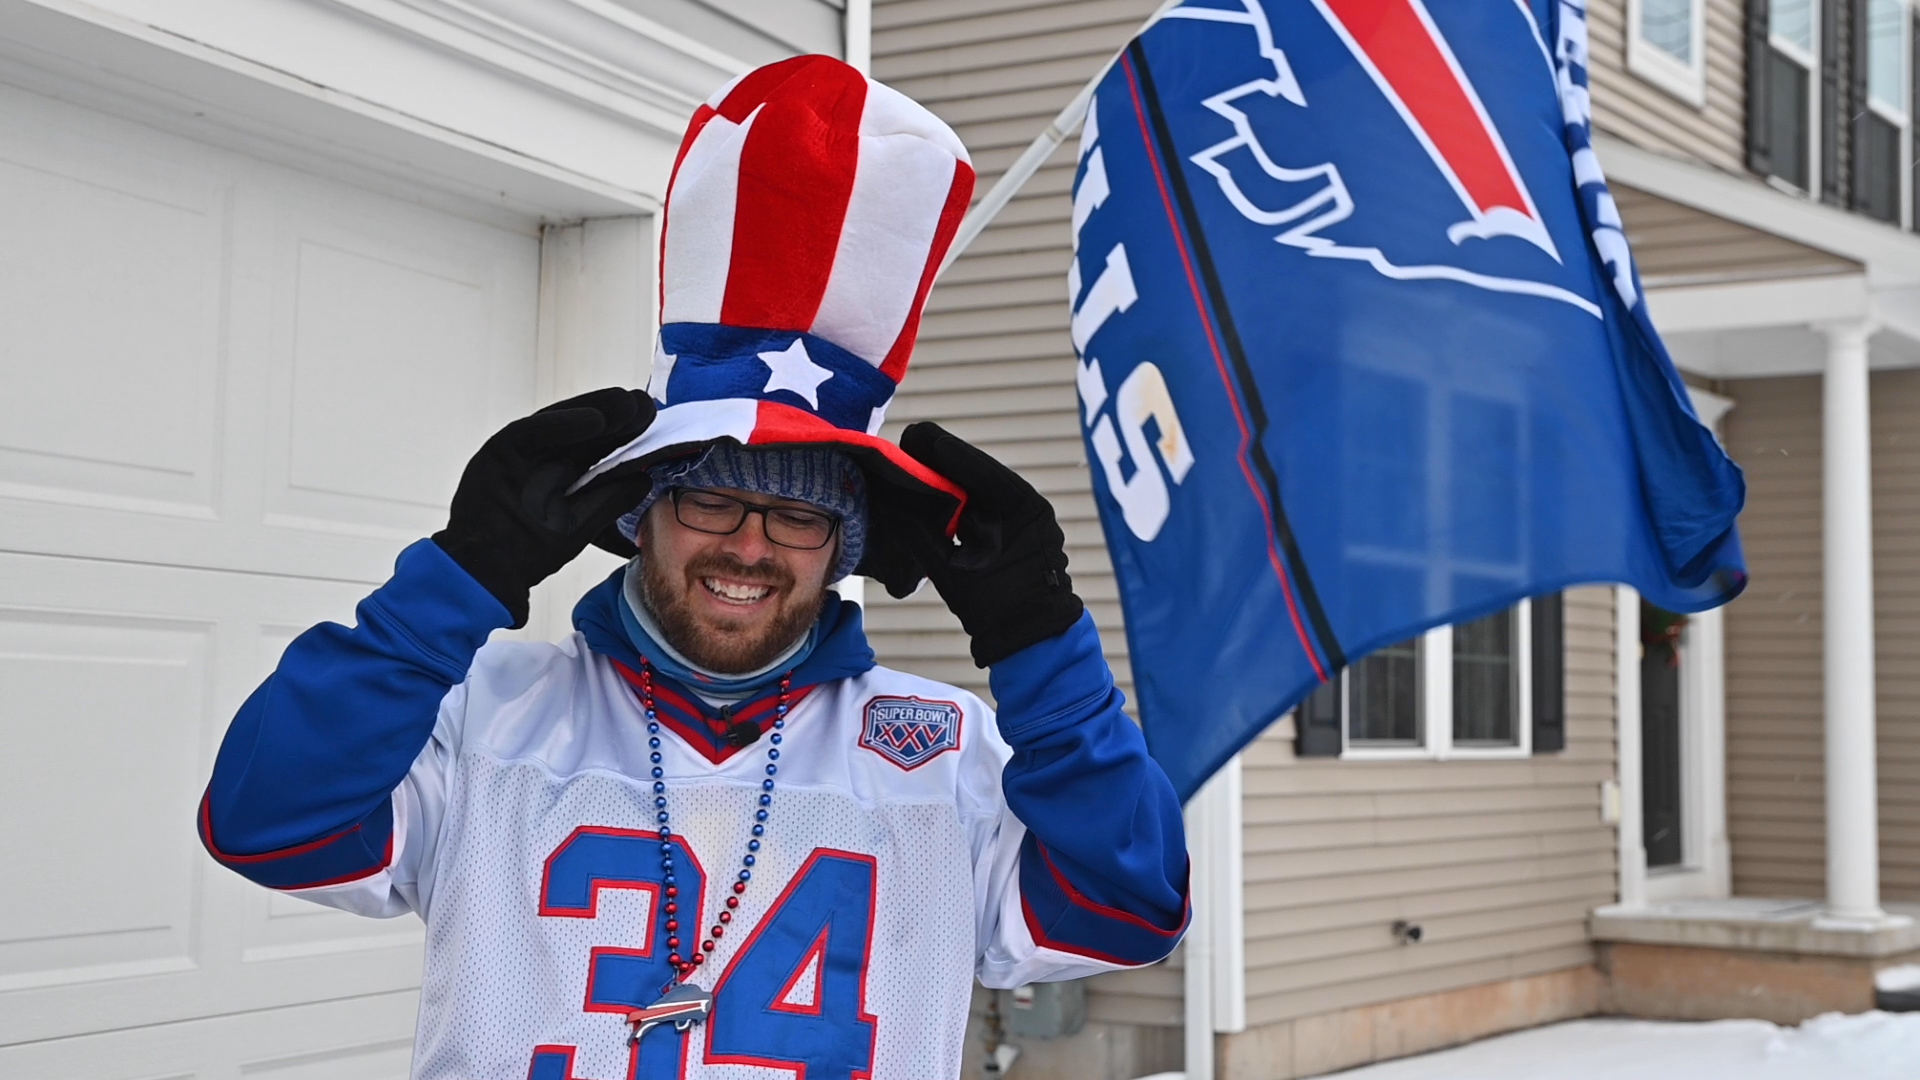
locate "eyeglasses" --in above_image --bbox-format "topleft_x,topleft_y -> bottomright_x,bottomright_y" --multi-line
669,488 -> 841,551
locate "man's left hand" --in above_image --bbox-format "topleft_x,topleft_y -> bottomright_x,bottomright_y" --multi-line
897,422 -> 1084,667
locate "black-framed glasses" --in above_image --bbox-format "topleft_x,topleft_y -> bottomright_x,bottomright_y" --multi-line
669,488 -> 840,551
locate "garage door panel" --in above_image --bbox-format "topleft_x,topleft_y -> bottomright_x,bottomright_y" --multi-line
0,609 -> 207,994
0,80 -> 541,583
0,552 -> 428,1044
0,86 -> 228,513
259,182 -> 538,543
285,238 -> 489,509
240,889 -> 424,965
0,990 -> 419,1080
0,73 -> 548,1061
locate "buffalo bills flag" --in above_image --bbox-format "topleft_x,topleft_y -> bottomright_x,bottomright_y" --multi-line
1068,0 -> 1746,800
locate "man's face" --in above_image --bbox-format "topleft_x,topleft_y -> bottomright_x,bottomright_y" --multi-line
638,486 -> 840,674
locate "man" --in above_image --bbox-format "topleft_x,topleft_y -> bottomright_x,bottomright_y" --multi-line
199,56 -> 1187,1079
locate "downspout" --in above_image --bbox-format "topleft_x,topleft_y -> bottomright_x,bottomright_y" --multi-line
837,0 -> 873,610
1186,756 -> 1246,1080
845,0 -> 871,75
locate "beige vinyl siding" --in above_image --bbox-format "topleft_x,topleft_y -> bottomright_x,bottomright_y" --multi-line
1586,0 -> 1749,175
871,0 -> 1166,1028
1722,372 -> 1920,902
1721,375 -> 1824,899
1613,185 -> 1859,287
1874,372 -> 1920,900
1238,588 -> 1618,1027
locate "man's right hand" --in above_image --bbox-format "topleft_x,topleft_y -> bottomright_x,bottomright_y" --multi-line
432,388 -> 656,627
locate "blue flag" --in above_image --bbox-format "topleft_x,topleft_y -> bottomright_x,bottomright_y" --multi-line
1068,0 -> 1746,800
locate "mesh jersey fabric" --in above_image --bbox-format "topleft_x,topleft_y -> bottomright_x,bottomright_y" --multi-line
279,634 -> 1123,1079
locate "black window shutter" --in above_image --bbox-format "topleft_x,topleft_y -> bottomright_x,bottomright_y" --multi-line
1532,593 -> 1566,753
1820,0 -> 1848,205
1747,0 -> 1773,174
1296,677 -> 1343,758
1848,0 -> 1871,211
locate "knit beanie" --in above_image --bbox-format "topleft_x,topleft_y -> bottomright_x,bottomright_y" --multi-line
617,442 -> 868,580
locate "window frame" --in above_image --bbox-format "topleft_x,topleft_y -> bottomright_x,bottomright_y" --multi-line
1628,0 -> 1709,106
1338,600 -> 1534,762
1766,0 -> 1822,195
1864,0 -> 1913,228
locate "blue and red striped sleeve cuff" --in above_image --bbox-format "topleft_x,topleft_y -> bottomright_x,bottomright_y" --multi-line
197,791 -> 394,890
1017,834 -> 1189,966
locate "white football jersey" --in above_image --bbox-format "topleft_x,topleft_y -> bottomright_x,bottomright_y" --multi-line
281,633 -> 1130,1080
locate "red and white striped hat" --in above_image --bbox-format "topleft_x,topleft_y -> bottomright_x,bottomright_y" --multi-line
581,55 -> 975,550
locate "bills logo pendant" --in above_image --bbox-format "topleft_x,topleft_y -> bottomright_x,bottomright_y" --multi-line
626,983 -> 712,1045
861,696 -> 962,770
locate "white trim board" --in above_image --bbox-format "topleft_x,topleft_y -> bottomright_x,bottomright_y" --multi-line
1647,273 -> 1869,335
0,0 -> 712,221
1595,134 -> 1920,287
1626,0 -> 1708,107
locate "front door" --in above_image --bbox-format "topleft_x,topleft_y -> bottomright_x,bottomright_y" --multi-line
1642,601 -> 1685,869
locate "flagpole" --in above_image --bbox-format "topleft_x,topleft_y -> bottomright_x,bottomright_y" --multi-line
937,0 -> 1184,276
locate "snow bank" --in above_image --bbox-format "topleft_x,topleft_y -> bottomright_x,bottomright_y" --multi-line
1878,964 -> 1920,993
1296,1011 -> 1920,1079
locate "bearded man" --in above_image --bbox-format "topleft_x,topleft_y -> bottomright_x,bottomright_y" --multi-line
198,55 -> 1187,1080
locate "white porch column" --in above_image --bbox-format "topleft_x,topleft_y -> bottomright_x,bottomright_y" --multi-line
1818,320 -> 1889,926
1615,587 -> 1647,909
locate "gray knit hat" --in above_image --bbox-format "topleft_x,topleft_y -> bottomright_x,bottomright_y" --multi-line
618,442 -> 868,580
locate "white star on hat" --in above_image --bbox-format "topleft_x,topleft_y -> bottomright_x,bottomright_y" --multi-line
759,337 -> 833,409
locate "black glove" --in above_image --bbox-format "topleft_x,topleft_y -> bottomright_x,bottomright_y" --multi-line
433,388 -> 656,627
898,422 -> 1084,667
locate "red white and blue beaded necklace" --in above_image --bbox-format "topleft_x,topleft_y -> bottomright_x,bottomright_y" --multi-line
621,659 -> 791,1047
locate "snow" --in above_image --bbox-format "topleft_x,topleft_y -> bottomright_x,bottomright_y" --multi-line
1879,964 -> 1920,993
1290,1012 -> 1920,1079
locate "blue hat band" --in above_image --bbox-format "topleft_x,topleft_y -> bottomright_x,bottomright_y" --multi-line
653,324 -> 898,435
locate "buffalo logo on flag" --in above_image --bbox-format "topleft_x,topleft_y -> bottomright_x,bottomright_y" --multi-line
1071,0 -> 1744,799
1180,0 -> 1613,314
860,696 -> 963,770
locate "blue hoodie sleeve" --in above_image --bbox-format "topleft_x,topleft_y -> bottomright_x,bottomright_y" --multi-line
198,539 -> 511,889
989,611 -> 1190,965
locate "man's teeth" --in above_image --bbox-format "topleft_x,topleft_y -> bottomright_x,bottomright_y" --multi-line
703,578 -> 771,603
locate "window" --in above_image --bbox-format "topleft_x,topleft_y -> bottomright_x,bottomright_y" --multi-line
1629,0 -> 1707,104
1347,638 -> 1420,745
1860,0 -> 1909,223
1748,0 -> 1916,222
1758,0 -> 1812,189
1301,602 -> 1537,760
1453,608 -> 1518,746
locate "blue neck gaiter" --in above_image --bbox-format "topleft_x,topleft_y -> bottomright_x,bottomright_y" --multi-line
617,558 -> 819,700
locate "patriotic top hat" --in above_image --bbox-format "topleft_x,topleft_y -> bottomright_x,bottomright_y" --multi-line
579,54 -> 976,569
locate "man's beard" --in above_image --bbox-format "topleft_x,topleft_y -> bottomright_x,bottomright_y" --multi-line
640,548 -> 826,674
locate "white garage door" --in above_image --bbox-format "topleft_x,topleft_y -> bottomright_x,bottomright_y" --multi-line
0,77 -> 542,1076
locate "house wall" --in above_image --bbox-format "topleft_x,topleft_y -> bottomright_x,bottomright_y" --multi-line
1614,184 -> 1859,288
1235,588 -> 1618,1030
1585,0 -> 1750,176
1721,371 -> 1920,903
872,0 -> 1623,1059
